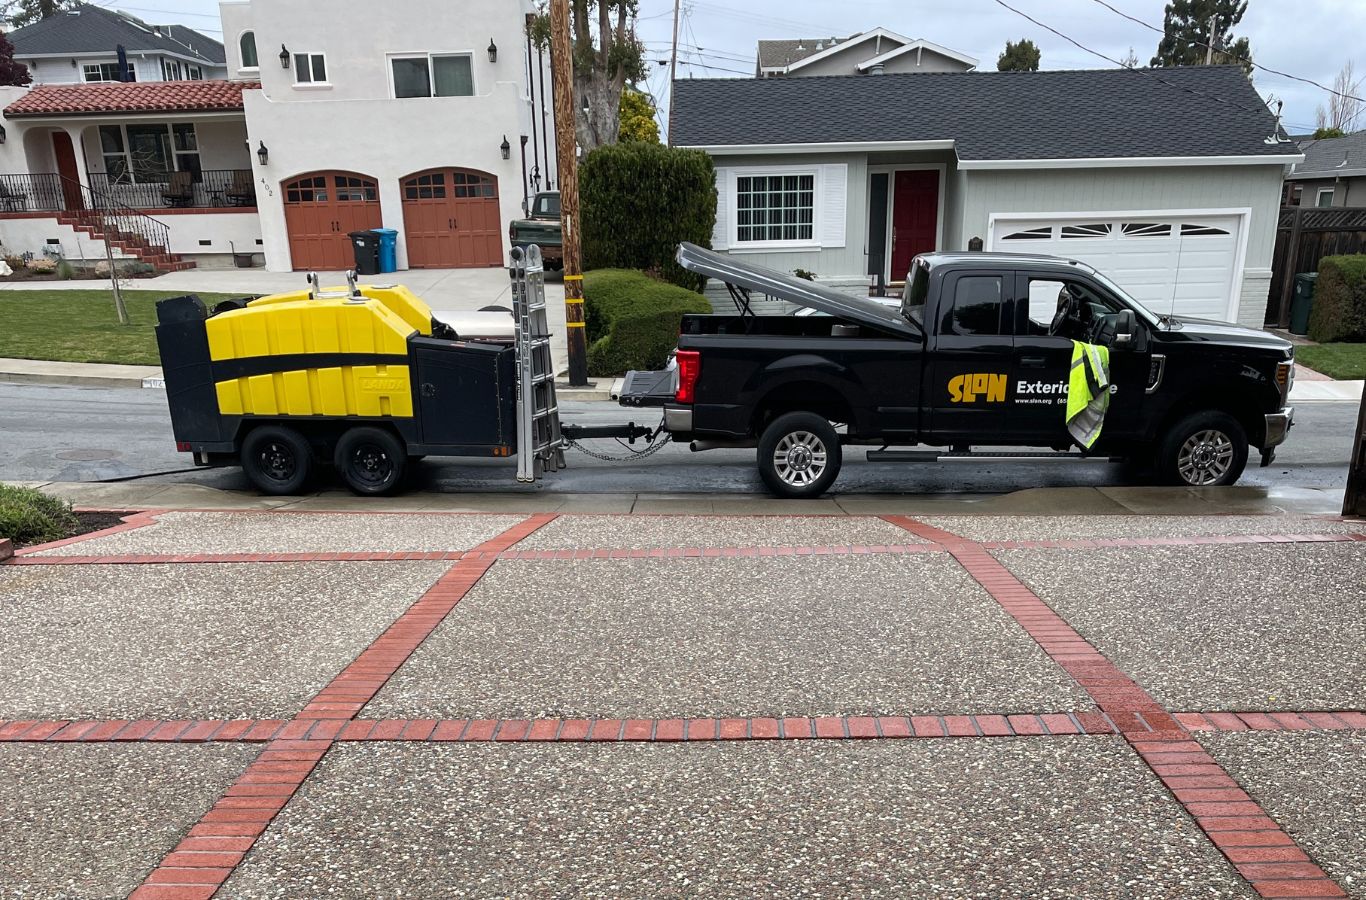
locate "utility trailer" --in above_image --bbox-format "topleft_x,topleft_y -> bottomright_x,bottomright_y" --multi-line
155,246 -> 652,495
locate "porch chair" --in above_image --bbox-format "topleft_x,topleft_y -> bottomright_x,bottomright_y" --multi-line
225,170 -> 256,207
161,171 -> 194,207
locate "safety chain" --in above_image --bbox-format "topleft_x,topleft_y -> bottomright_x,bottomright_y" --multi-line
566,433 -> 672,462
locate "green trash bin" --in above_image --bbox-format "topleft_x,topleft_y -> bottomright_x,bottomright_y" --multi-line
1289,272 -> 1318,335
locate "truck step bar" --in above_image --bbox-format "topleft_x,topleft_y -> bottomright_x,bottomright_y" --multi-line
866,449 -> 1121,463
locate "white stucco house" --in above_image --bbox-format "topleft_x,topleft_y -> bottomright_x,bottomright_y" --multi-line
671,66 -> 1302,327
0,0 -> 555,272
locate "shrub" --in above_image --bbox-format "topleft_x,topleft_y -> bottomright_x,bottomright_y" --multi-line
584,268 -> 711,375
580,143 -> 717,292
56,259 -> 75,280
1307,254 -> 1366,342
0,484 -> 79,546
25,256 -> 55,273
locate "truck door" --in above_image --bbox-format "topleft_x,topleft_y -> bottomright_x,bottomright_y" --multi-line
1010,273 -> 1150,443
927,271 -> 1015,442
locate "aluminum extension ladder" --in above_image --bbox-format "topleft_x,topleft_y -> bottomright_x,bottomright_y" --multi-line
510,245 -> 566,483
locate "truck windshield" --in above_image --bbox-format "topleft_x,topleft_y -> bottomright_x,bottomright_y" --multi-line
534,194 -> 561,217
902,259 -> 930,327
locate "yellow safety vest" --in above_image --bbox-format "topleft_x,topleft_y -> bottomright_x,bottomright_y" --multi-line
1066,341 -> 1110,449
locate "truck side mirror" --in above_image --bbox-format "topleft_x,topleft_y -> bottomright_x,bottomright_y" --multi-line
1114,309 -> 1136,347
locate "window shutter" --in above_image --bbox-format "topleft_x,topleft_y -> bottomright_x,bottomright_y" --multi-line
711,168 -> 729,249
819,164 -> 847,248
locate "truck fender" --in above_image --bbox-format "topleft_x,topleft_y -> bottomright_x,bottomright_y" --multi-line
745,355 -> 873,430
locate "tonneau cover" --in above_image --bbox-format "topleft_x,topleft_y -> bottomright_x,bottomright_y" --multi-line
675,242 -> 917,337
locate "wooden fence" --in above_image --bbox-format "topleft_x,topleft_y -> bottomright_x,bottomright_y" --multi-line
1267,206 -> 1366,328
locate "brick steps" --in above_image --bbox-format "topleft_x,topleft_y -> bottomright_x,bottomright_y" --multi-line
55,212 -> 194,274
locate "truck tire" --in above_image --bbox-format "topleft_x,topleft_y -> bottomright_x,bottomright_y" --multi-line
1156,411 -> 1248,487
241,425 -> 313,496
757,412 -> 843,498
335,427 -> 407,496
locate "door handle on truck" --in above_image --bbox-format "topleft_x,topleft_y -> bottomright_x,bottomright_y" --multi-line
1021,356 -> 1047,368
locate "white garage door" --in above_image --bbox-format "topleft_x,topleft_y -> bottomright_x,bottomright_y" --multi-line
990,214 -> 1243,321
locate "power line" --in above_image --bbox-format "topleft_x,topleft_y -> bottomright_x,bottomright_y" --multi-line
990,0 -> 1281,122
1088,0 -> 1366,105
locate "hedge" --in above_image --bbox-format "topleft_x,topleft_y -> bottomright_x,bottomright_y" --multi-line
584,269 -> 710,375
0,484 -> 79,546
1308,254 -> 1366,343
580,143 -> 717,292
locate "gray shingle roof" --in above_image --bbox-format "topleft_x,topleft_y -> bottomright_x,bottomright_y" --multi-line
8,3 -> 225,66
1289,131 -> 1366,178
757,35 -> 864,70
671,66 -> 1294,161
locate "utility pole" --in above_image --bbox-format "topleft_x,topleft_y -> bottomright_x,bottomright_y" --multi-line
667,0 -> 680,142
1204,13 -> 1217,65
549,0 -> 589,386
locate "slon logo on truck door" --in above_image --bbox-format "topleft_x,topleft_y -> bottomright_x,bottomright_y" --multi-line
949,373 -> 1071,404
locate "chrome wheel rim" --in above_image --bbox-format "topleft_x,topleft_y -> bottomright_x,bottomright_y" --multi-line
1177,429 -> 1234,486
773,431 -> 828,488
258,441 -> 296,483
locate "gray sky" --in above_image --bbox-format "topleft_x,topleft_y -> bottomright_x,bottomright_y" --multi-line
153,0 -> 1360,137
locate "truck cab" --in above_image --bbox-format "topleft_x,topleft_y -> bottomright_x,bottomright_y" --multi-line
627,243 -> 1294,497
509,192 -> 562,269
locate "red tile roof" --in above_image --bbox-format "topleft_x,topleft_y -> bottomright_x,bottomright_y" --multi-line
3,80 -> 258,118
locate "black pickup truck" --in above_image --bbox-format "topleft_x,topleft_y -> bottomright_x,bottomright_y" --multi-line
623,243 -> 1295,498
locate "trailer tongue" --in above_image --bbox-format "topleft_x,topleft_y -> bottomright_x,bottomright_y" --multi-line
154,245 -> 654,496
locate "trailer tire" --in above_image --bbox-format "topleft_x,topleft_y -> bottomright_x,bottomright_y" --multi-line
335,427 -> 407,496
1156,410 -> 1248,487
241,425 -> 313,496
757,412 -> 842,498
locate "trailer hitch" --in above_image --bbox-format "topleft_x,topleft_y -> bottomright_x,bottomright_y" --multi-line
560,422 -> 657,444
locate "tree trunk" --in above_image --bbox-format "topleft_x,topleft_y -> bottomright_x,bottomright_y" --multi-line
574,73 -> 625,152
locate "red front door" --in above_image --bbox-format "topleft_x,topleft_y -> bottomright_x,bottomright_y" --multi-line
52,132 -> 84,211
890,170 -> 939,282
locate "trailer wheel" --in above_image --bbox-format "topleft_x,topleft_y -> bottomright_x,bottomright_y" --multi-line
1156,411 -> 1248,487
757,412 -> 842,498
241,426 -> 313,496
335,427 -> 407,496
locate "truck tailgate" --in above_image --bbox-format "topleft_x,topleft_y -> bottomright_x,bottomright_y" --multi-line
618,368 -> 676,407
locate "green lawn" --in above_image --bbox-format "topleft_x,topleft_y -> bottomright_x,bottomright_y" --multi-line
1297,343 -> 1366,381
0,290 -> 241,365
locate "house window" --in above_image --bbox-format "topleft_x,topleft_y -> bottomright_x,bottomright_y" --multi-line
239,31 -> 258,69
1060,223 -> 1111,239
1001,226 -> 1052,241
390,54 -> 474,98
98,123 -> 201,184
162,59 -> 183,80
294,52 -> 328,84
83,62 -> 132,82
1180,223 -> 1230,236
1120,223 -> 1172,238
1316,187 -> 1335,207
187,65 -> 202,80
735,172 -> 815,243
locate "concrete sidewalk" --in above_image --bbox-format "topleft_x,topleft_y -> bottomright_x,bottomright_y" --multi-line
0,509 -> 1361,897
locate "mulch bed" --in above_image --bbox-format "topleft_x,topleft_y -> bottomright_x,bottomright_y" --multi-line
12,511 -> 134,549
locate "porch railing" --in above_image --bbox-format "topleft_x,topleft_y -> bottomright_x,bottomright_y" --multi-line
0,169 -> 256,213
64,174 -> 173,262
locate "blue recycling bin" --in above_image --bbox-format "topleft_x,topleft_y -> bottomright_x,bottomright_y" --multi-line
371,228 -> 398,274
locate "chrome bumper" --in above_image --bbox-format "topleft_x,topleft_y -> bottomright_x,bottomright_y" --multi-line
1264,407 -> 1294,449
663,406 -> 693,433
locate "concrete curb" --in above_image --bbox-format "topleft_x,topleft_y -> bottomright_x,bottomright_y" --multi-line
0,358 -> 162,390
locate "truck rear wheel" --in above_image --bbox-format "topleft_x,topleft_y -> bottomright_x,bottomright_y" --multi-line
1156,411 -> 1248,487
335,427 -> 407,496
241,425 -> 313,496
757,412 -> 842,498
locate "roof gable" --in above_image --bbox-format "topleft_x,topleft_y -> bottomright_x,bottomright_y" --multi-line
1289,131 -> 1366,179
855,39 -> 978,72
671,66 -> 1296,163
757,29 -> 909,72
783,28 -> 913,74
7,3 -> 226,65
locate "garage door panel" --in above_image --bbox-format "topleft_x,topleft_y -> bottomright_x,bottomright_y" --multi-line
283,171 -> 381,271
993,214 -> 1241,322
401,168 -> 502,269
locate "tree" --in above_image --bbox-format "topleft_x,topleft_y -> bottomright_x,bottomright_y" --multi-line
1119,46 -> 1139,68
0,30 -> 30,86
618,88 -> 659,143
5,0 -> 72,28
1150,0 -> 1252,72
529,1 -> 647,152
997,38 -> 1040,72
1314,60 -> 1363,136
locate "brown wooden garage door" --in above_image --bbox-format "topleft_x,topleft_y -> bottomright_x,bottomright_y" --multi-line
401,168 -> 502,268
283,171 -> 382,271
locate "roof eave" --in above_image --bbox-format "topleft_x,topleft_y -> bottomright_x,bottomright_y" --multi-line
1287,168 -> 1366,180
956,154 -> 1304,170
855,39 -> 980,72
782,27 -> 914,75
677,139 -> 955,155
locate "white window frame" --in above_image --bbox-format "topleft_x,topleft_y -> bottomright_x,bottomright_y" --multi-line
386,52 -> 477,99
1316,187 -> 1335,207
98,122 -> 201,185
237,31 -> 259,72
162,58 -> 183,81
292,52 -> 329,87
726,165 -> 822,251
82,61 -> 130,83
187,65 -> 202,80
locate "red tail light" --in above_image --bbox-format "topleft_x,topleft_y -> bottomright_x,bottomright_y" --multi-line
175,441 -> 191,452
675,350 -> 701,404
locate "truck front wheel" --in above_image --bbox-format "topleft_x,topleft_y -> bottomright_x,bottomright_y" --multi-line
241,425 -> 313,496
335,427 -> 407,496
1156,411 -> 1248,487
757,412 -> 842,498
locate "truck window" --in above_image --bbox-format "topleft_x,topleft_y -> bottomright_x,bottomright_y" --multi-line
1021,276 -> 1125,337
534,194 -> 560,217
903,259 -> 929,326
944,275 -> 1005,336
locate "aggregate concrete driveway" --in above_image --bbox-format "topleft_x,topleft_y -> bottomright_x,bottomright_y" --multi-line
0,508 -> 1362,899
